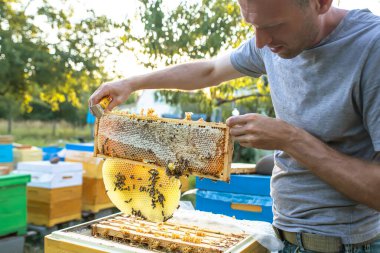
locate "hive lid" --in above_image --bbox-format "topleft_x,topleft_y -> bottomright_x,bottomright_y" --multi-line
0,174 -> 31,187
17,161 -> 83,173
66,143 -> 94,152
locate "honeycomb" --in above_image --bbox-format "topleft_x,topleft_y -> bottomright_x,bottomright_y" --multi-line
92,214 -> 248,253
95,111 -> 233,181
102,157 -> 181,222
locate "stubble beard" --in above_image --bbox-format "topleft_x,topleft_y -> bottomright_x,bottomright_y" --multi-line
277,17 -> 320,59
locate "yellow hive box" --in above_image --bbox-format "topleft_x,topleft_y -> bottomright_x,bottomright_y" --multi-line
82,178 -> 114,212
0,162 -> 13,175
65,150 -> 104,179
0,135 -> 13,144
13,146 -> 43,164
27,186 -> 82,227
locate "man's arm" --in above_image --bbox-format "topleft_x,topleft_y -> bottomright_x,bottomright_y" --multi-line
89,53 -> 244,110
227,113 -> 380,211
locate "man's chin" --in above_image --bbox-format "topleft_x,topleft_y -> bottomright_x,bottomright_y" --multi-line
276,50 -> 301,59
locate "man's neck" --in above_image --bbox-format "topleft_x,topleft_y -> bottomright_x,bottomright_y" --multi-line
313,7 -> 348,45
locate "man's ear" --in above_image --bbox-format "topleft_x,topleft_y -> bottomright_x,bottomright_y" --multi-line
312,0 -> 333,14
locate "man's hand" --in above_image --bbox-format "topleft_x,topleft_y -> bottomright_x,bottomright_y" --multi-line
88,79 -> 133,111
226,113 -> 296,150
227,115 -> 380,210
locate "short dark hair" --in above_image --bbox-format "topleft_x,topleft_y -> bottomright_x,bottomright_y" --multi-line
295,0 -> 310,8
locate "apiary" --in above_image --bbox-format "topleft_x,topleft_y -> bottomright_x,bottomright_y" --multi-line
45,211 -> 269,253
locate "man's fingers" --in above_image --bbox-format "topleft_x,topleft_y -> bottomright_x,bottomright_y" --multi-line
230,125 -> 248,137
107,98 -> 120,111
238,142 -> 252,148
89,86 -> 110,107
226,114 -> 257,127
232,134 -> 252,143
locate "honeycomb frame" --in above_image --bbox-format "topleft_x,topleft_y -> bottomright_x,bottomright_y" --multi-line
91,214 -> 248,253
94,112 -> 233,182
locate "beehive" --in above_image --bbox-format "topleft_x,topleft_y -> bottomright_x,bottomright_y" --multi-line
94,112 -> 233,181
91,214 -> 248,253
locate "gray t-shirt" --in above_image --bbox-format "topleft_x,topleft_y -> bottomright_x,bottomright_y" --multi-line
230,9 -> 380,244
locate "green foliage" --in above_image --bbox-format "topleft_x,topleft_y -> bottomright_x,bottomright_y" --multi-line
135,0 -> 251,67
0,0 -> 129,126
128,0 -> 273,120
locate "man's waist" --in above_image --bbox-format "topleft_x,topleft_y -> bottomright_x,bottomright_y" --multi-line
273,226 -> 380,253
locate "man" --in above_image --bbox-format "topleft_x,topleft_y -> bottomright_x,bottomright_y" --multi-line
89,0 -> 380,251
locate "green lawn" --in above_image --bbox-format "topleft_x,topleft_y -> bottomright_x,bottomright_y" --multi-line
0,120 -> 93,147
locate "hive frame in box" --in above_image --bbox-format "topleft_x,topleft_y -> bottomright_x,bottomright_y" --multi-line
93,113 -> 234,182
45,213 -> 268,253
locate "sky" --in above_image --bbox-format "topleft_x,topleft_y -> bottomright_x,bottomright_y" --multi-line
33,0 -> 380,78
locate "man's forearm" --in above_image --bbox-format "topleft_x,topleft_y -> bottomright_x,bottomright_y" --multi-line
285,127 -> 380,211
126,54 -> 243,92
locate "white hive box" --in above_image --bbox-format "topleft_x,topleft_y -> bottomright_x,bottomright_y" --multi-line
16,161 -> 83,188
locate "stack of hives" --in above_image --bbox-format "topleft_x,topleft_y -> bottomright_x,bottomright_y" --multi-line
13,144 -> 43,166
0,135 -> 13,175
65,143 -> 114,212
17,161 -> 83,227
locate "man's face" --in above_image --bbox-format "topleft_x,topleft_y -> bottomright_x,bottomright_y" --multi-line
238,0 -> 320,59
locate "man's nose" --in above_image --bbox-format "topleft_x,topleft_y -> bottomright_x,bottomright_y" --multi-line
255,29 -> 272,49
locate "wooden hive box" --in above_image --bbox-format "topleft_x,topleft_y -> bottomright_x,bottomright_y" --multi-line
45,212 -> 269,253
27,186 -> 82,227
82,177 -> 114,213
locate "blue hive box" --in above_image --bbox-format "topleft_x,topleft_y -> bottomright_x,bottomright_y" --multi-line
65,143 -> 94,152
196,174 -> 273,222
0,144 -> 13,163
41,146 -> 64,161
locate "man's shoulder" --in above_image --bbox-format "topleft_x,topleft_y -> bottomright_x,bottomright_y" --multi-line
348,9 -> 380,33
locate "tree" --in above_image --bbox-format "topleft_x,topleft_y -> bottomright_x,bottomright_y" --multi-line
126,0 -> 273,120
0,0 -> 129,132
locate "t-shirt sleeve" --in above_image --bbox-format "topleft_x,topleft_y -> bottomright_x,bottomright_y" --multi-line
361,37 -> 380,151
230,37 -> 266,78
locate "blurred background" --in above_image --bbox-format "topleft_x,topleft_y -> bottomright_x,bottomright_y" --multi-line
0,0 -> 379,252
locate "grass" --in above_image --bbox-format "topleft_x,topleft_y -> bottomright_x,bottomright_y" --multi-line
0,120 -> 93,147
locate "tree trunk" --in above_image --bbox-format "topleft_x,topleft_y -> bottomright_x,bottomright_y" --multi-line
52,120 -> 57,137
7,112 -> 12,134
7,107 -> 12,134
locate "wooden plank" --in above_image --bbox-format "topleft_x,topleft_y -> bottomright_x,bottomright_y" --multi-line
231,163 -> 256,174
45,235 -> 107,253
29,213 -> 81,227
28,186 -> 82,203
